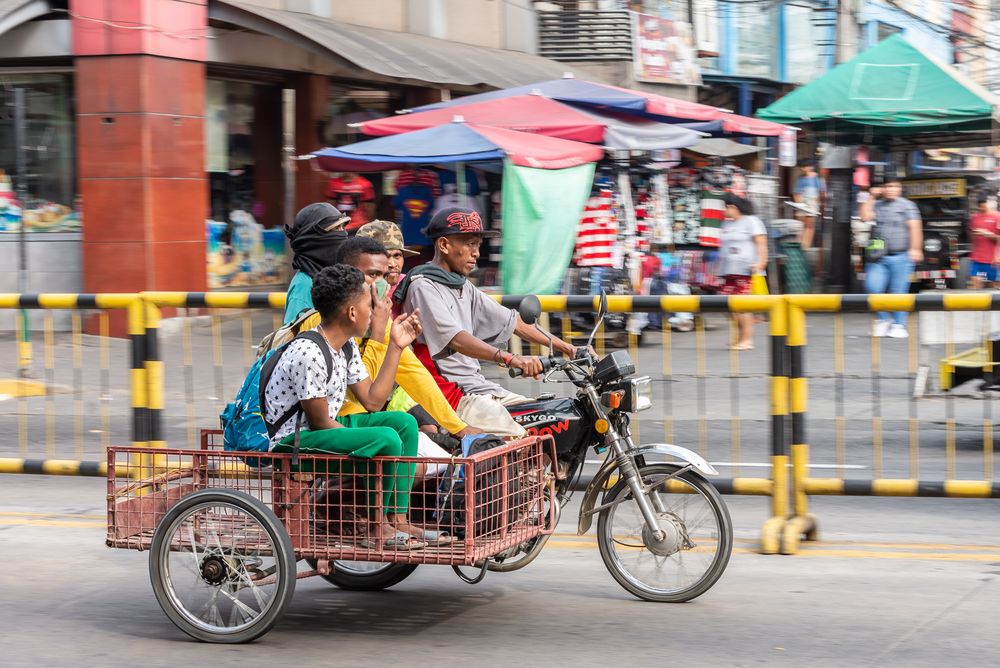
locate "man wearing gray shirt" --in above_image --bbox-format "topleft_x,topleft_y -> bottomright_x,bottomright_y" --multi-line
395,207 -> 581,434
860,179 -> 923,338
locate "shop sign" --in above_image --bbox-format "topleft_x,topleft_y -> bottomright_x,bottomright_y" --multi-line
631,13 -> 702,86
903,179 -> 966,199
779,128 -> 797,167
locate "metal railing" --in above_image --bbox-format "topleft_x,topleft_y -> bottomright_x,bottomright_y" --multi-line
781,293 -> 1000,555
3,291 -> 998,556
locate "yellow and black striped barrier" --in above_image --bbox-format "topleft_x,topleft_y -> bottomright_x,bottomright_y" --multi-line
780,292 -> 1000,554
0,457 -> 120,476
8,290 -> 998,557
0,294 -> 146,455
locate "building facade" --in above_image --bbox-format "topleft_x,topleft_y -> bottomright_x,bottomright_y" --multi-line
0,0 -> 575,309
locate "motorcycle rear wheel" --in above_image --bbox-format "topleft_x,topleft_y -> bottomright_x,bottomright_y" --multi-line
597,464 -> 732,603
306,559 -> 417,591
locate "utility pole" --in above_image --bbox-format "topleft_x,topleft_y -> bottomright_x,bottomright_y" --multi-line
834,0 -> 858,64
13,87 -> 32,377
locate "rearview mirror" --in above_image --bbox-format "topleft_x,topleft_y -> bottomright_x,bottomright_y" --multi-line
518,295 -> 542,326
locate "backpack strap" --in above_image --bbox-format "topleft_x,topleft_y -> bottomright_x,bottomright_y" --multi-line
257,330 -> 336,440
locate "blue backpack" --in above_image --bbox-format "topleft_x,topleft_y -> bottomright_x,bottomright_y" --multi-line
221,330 -> 336,464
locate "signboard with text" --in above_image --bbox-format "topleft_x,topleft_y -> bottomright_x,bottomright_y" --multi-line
631,12 -> 702,86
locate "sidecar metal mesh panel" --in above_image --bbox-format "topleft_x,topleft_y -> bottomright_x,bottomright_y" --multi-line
106,432 -> 557,566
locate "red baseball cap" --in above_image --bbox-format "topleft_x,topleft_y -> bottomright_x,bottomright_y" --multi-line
421,207 -> 498,239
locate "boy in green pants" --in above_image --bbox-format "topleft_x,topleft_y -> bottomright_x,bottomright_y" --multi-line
265,263 -> 430,550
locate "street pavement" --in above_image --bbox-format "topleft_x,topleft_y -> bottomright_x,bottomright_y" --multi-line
0,474 -> 997,667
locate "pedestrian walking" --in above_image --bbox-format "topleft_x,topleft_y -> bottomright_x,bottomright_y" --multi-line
967,196 -> 1000,289
793,160 -> 825,250
718,193 -> 768,350
860,179 -> 923,338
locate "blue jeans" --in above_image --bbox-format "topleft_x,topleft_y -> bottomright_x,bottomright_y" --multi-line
865,253 -> 913,326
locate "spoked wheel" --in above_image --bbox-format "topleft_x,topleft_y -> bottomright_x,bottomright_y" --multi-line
149,489 -> 296,643
306,559 -> 417,591
597,464 -> 732,603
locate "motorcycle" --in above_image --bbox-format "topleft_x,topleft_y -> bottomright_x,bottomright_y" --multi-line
343,292 -> 733,603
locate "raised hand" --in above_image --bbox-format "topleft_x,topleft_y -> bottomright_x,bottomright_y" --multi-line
389,309 -> 422,349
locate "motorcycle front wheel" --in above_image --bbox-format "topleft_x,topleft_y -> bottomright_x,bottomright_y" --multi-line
597,464 -> 732,603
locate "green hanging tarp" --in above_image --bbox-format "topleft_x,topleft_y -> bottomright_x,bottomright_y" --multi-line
500,159 -> 595,295
757,34 -> 999,137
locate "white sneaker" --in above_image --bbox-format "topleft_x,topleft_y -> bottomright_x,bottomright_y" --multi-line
872,320 -> 890,337
887,324 -> 909,339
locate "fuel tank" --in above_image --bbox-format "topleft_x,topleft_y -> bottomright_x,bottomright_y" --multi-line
508,397 -> 588,455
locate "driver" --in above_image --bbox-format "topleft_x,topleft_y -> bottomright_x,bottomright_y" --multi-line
394,207 -> 580,436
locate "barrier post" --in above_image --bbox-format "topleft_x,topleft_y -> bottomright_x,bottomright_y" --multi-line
144,299 -> 164,450
782,301 -> 817,554
759,296 -> 789,554
127,298 -> 148,450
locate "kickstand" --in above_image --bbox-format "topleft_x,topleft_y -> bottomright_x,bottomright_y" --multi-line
452,560 -> 489,585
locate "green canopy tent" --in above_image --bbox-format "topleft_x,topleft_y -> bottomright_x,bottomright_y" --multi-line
757,34 -> 1000,148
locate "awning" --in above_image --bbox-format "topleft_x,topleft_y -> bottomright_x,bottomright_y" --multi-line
685,138 -> 767,158
210,1 -> 581,89
0,0 -> 50,37
757,34 -> 1000,140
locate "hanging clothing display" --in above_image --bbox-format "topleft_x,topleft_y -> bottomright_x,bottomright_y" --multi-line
574,188 -> 619,268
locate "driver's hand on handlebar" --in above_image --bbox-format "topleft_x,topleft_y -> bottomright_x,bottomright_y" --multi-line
574,345 -> 598,361
509,355 -> 544,379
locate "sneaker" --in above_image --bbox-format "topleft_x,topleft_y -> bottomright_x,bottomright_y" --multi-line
872,320 -> 890,338
887,324 -> 909,339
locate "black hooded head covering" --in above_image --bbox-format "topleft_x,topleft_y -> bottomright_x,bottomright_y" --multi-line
286,203 -> 349,278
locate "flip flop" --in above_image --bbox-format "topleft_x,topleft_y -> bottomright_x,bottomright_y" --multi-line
415,529 -> 455,546
360,530 -> 427,550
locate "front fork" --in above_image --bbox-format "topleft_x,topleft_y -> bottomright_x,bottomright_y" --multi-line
585,387 -> 666,542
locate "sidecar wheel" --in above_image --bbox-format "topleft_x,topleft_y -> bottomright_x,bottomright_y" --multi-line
149,489 -> 295,643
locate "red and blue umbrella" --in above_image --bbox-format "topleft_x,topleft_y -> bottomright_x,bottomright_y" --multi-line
358,94 -> 705,148
403,76 -> 791,138
313,121 -> 605,172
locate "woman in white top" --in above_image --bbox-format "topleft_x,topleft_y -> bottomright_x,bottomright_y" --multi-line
718,194 -> 768,350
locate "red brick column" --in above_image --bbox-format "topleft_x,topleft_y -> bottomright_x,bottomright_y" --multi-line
73,0 -> 208,294
292,73 -> 330,212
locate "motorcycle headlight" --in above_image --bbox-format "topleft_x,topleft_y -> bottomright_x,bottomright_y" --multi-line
924,238 -> 942,253
629,376 -> 653,412
602,376 -> 652,412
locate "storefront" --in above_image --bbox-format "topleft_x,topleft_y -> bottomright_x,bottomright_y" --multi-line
0,70 -> 82,314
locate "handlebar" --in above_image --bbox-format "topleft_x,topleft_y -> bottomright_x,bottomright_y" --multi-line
508,356 -> 554,378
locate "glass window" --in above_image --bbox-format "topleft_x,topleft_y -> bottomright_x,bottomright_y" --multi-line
205,79 -> 287,289
322,85 -> 403,148
734,7 -> 775,77
0,73 -> 78,233
785,5 -> 823,84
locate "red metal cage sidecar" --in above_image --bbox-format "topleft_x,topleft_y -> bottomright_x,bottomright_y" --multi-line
106,430 -> 557,643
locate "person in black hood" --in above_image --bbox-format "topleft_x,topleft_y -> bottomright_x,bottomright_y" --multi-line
283,203 -> 350,323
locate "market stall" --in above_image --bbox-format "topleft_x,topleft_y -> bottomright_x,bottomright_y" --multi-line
757,33 -> 1000,290
314,121 -> 607,295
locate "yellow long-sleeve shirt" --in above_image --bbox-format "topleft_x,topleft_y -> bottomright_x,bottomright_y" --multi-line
338,323 -> 467,434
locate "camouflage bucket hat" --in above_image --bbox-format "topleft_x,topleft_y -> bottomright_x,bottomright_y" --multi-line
356,220 -> 420,256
